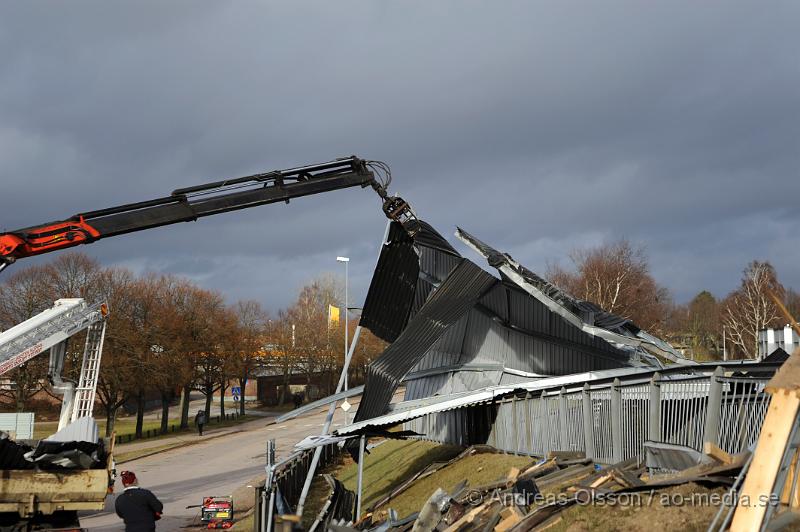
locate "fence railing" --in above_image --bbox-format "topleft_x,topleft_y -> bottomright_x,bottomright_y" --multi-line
406,365 -> 775,464
255,441 -> 341,531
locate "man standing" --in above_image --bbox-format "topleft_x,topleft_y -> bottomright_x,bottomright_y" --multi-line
195,409 -> 207,436
115,471 -> 163,532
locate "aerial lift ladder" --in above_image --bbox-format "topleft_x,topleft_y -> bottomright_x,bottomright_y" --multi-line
0,298 -> 108,429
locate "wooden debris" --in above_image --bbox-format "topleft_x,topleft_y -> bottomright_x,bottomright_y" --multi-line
546,450 -> 585,461
494,505 -> 525,532
519,458 -> 558,480
442,500 -> 501,532
508,499 -> 576,532
589,473 -> 612,489
536,464 -> 595,490
732,348 -> 800,531
505,467 -> 520,487
274,514 -> 300,532
703,441 -> 735,465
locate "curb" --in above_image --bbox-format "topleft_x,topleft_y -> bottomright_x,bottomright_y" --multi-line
116,431 -> 234,463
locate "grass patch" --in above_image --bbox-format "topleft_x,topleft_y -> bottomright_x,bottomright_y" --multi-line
372,451 -> 532,519
338,439 -> 463,513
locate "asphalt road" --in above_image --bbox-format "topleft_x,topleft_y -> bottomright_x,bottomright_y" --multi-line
81,403 -> 355,531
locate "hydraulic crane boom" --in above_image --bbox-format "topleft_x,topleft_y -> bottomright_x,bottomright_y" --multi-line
0,156 -> 414,272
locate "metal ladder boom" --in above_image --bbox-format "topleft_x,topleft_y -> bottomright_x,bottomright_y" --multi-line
71,320 -> 107,421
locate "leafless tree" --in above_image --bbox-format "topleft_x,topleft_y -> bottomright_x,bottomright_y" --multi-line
231,300 -> 268,415
722,261 -> 785,359
94,267 -> 138,436
547,239 -> 670,332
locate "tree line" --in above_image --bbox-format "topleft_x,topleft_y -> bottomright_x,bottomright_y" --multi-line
548,239 -> 799,360
0,253 -> 385,436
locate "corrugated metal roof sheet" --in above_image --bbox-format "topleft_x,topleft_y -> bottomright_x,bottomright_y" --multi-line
353,259 -> 498,424
359,222 -> 419,343
456,227 -> 688,364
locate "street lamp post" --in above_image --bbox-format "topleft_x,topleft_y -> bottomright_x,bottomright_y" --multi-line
336,256 -> 349,391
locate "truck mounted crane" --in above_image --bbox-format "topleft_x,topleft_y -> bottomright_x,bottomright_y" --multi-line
0,156 -> 413,273
0,155 -> 413,531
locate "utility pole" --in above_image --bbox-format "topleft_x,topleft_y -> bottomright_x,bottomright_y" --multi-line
336,256 -> 349,391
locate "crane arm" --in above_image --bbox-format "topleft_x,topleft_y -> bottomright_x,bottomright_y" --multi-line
0,156 -> 411,268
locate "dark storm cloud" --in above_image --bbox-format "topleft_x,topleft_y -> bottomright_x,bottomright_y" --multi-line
1,1 -> 798,310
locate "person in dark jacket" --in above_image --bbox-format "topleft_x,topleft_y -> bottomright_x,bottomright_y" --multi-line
195,409 -> 207,436
115,470 -> 163,532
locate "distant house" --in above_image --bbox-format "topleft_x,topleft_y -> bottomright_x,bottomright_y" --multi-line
758,325 -> 800,358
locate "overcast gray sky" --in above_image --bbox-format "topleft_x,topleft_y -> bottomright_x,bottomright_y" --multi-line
1,1 -> 798,312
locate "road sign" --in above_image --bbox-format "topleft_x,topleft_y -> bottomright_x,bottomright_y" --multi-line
232,395 -> 240,402
340,399 -> 352,412
231,386 -> 241,396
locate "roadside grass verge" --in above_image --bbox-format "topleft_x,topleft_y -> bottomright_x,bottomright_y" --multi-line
34,413 -> 254,442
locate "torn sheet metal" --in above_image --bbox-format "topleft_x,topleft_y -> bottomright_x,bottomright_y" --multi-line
359,222 -> 419,342
353,259 -> 498,424
274,385 -> 364,423
45,416 -> 99,443
644,441 -> 716,471
293,428 -> 420,451
309,475 -> 355,532
456,227 -> 688,364
360,221 -> 460,343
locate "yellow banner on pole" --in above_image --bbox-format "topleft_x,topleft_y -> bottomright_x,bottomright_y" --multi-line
328,304 -> 340,327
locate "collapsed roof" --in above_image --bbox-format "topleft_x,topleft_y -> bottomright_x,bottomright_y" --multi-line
353,220 -> 686,426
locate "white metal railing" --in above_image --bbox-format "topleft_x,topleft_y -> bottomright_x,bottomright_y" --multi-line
407,365 -> 775,465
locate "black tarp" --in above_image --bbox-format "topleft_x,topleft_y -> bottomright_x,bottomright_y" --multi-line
0,431 -> 106,470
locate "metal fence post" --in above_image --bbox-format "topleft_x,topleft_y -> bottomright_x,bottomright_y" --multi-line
523,392 -> 532,454
356,434 -> 366,518
263,439 -> 276,532
648,372 -> 661,443
611,378 -> 623,463
558,387 -> 568,452
704,366 -> 724,446
582,383 -> 595,460
511,396 -> 519,453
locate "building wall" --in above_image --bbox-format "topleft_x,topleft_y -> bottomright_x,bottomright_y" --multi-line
759,326 -> 799,358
